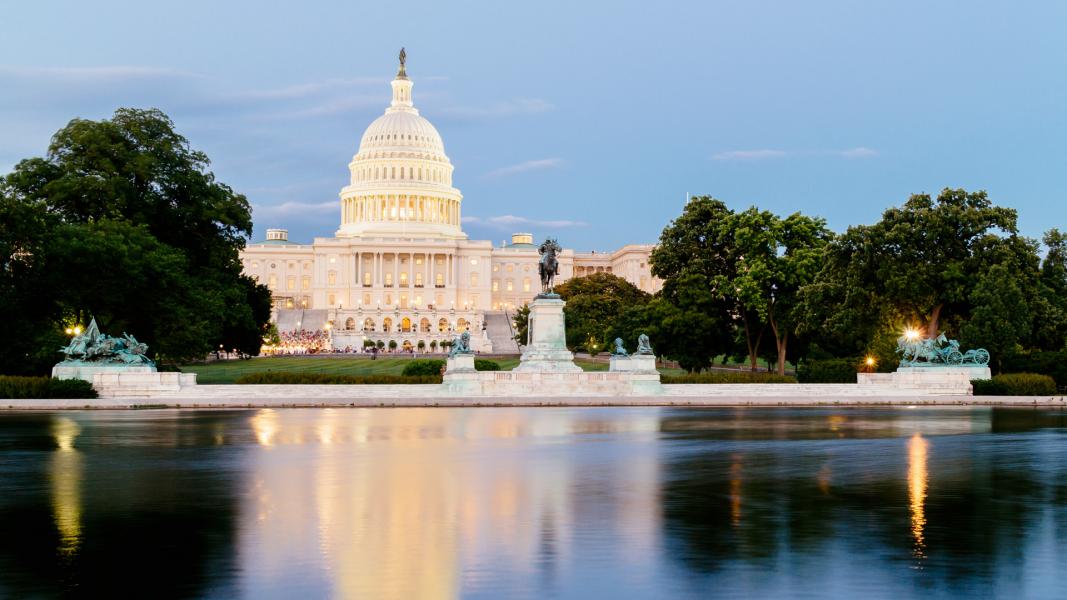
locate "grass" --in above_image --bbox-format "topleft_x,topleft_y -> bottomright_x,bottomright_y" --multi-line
182,355 -> 631,384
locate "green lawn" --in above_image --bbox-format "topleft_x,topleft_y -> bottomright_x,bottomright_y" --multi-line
182,355 -> 626,384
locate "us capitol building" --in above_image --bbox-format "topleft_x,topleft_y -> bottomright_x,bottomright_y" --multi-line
240,53 -> 660,352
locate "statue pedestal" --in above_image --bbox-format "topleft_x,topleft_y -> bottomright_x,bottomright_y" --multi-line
445,354 -> 476,373
857,365 -> 991,395
514,296 -> 581,373
53,362 -> 156,383
610,354 -> 657,373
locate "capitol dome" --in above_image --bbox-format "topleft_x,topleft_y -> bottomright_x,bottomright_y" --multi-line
337,52 -> 464,239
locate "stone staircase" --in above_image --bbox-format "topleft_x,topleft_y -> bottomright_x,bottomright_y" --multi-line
483,310 -> 520,354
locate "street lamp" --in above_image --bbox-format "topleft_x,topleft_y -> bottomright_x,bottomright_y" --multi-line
903,327 -> 921,341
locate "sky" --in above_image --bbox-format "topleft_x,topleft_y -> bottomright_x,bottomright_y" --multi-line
2,0 -> 1065,251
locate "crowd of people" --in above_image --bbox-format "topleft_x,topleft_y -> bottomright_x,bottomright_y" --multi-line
264,329 -> 333,355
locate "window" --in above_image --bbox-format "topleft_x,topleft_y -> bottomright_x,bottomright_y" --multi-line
493,264 -> 499,272
470,258 -> 478,265
287,277 -> 296,291
523,278 -> 531,292
328,271 -> 337,286
328,256 -> 336,264
363,318 -> 374,331
415,273 -> 423,287
435,273 -> 444,287
384,293 -> 392,305
400,272 -> 408,286
416,257 -> 423,265
385,273 -> 393,286
285,298 -> 293,308
364,272 -> 372,286
506,264 -> 514,272
328,293 -> 336,305
363,293 -> 371,306
302,277 -> 310,290
268,275 -> 277,288
506,279 -> 514,291
470,273 -> 479,287
492,280 -> 499,292
252,261 -> 260,270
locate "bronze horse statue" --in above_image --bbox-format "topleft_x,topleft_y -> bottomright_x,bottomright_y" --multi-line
538,238 -> 561,295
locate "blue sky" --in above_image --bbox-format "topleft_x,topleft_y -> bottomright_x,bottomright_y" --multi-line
2,0 -> 1065,250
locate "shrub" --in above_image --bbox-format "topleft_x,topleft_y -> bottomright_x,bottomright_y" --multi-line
796,358 -> 861,383
0,376 -> 98,399
402,359 -> 446,376
1001,352 -> 1067,389
972,373 -> 1057,396
363,339 -> 376,348
475,359 -> 501,371
235,372 -> 440,384
661,372 -> 798,384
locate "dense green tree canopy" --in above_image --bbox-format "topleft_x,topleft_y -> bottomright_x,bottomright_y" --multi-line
0,108 -> 270,373
799,189 -> 1039,353
554,272 -> 650,351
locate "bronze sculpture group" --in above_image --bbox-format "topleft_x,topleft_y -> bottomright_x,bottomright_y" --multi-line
896,332 -> 989,367
58,318 -> 155,366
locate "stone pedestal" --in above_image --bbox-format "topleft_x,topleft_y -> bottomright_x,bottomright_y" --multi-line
445,353 -> 476,373
514,295 -> 581,373
857,366 -> 991,395
610,354 -> 657,373
52,362 -> 155,383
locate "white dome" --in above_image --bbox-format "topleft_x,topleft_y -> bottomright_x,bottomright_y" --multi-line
337,57 -> 464,240
358,111 -> 446,157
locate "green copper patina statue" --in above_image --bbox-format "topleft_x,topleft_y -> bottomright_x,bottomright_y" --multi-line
611,337 -> 628,356
58,317 -> 155,367
537,238 -> 562,296
635,333 -> 654,356
896,332 -> 989,367
448,330 -> 473,357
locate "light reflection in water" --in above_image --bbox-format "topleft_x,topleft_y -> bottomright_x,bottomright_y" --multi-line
908,432 -> 929,560
237,408 -> 663,599
729,454 -> 742,527
50,417 -> 83,558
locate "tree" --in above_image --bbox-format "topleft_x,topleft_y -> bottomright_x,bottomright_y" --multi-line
960,264 -> 1031,371
1032,229 -> 1067,351
512,303 -> 530,346
651,197 -> 828,374
0,108 -> 271,371
554,272 -> 650,351
800,188 -> 1038,353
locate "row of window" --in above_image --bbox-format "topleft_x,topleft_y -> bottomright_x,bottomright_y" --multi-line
353,164 -> 450,185
340,317 -> 469,333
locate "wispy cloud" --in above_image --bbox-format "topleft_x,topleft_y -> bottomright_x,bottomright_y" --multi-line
0,65 -> 202,81
440,98 -> 554,120
463,214 -> 587,229
227,77 -> 383,101
254,95 -> 383,120
712,147 -> 880,161
840,146 -> 878,158
482,158 -> 564,179
253,200 -> 336,217
712,149 -> 788,161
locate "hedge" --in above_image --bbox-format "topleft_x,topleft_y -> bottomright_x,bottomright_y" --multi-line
402,359 -> 446,376
661,372 -> 798,384
235,372 -> 441,384
972,373 -> 1057,396
475,359 -> 501,371
0,376 -> 98,399
796,358 -> 860,383
1001,352 -> 1067,389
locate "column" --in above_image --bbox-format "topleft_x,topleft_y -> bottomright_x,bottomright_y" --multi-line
356,251 -> 363,288
393,252 -> 399,288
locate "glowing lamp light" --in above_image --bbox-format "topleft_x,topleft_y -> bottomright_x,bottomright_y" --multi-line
65,328 -> 73,335
904,328 -> 921,341
865,356 -> 876,367
73,326 -> 82,335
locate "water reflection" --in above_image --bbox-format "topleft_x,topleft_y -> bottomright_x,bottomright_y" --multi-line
50,417 -> 83,558
238,408 -> 664,598
908,433 -> 929,560
2,407 -> 1067,598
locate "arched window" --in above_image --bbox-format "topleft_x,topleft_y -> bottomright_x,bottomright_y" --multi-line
345,317 -> 355,330
420,318 -> 430,333
363,318 -> 375,331
457,318 -> 468,332
401,317 -> 412,332
383,318 -> 393,332
438,318 -> 449,332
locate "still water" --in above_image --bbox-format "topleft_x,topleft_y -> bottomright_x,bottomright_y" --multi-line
1,407 -> 1066,599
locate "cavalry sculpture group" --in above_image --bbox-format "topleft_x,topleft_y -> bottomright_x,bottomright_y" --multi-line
897,332 -> 989,367
58,318 -> 155,366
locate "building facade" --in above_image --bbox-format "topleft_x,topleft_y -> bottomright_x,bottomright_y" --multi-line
240,56 -> 660,352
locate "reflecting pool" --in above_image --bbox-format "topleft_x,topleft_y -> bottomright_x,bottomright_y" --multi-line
1,407 -> 1066,598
